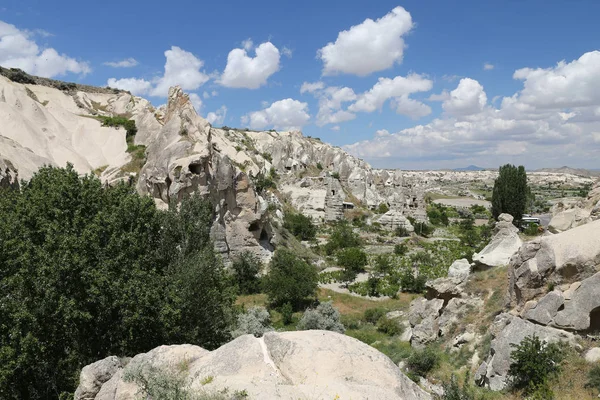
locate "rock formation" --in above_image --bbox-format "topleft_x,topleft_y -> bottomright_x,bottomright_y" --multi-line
0,158 -> 18,189
75,331 -> 431,400
549,178 -> 600,232
376,209 -> 415,232
473,214 -> 522,268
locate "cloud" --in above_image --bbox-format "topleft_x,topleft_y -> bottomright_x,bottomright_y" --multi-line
315,86 -> 357,126
104,57 -> 138,68
242,38 -> 253,51
188,93 -> 203,112
242,98 -> 310,131
331,125 -> 340,131
202,90 -> 219,99
106,77 -> 152,95
0,20 -> 90,78
207,105 -> 227,125
317,6 -> 413,76
107,46 -> 209,98
483,63 -> 495,70
391,95 -> 432,119
282,46 -> 293,58
348,74 -> 433,116
343,51 -> 600,168
300,81 -> 325,94
219,41 -> 280,89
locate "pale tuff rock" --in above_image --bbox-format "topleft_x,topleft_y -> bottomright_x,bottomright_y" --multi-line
0,158 -> 18,189
473,213 -> 522,268
447,258 -> 472,281
585,348 -> 600,363
75,331 -> 432,400
74,356 -> 124,400
476,313 -> 576,391
508,219 -> 600,307
376,209 -> 415,232
549,178 -> 600,232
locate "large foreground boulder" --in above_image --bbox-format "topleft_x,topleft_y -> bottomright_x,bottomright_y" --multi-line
75,331 -> 431,400
548,207 -> 592,233
377,209 -> 415,232
473,214 -> 522,268
508,219 -> 600,307
476,313 -> 576,391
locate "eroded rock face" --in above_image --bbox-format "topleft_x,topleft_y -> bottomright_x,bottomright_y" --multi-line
75,331 -> 431,400
508,219 -> 600,307
476,313 -> 576,391
448,259 -> 472,281
0,158 -> 18,189
549,207 -> 592,233
473,214 -> 522,268
376,209 -> 415,232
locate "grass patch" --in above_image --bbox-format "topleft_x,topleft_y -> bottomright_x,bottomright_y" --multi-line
317,288 -> 415,317
94,165 -> 109,176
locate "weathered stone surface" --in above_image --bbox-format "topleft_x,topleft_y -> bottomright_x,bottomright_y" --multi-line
76,331 -> 431,400
522,291 -> 564,325
552,272 -> 600,331
477,313 -> 576,391
549,207 -> 592,233
508,219 -> 600,306
425,276 -> 466,301
473,214 -> 523,268
585,347 -> 600,363
74,356 -> 123,400
447,258 -> 471,281
376,209 -> 415,232
0,158 -> 18,189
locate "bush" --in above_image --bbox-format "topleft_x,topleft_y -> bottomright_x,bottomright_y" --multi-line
331,172 -> 340,180
230,307 -> 273,338
0,166 -> 234,398
324,222 -> 361,255
407,347 -> 440,377
263,249 -> 318,308
395,226 -> 410,237
439,374 -> 474,400
377,203 -> 390,214
337,247 -> 368,282
97,116 -> 138,138
254,172 -> 276,193
297,302 -> 345,333
316,162 -> 323,170
524,222 -> 541,236
376,317 -> 402,336
400,268 -> 427,293
280,302 -> 294,325
408,216 -> 435,237
507,334 -> 564,394
283,213 -> 317,241
364,308 -> 387,324
585,364 -> 600,393
394,243 -> 408,255
427,205 -> 449,226
231,251 -> 262,294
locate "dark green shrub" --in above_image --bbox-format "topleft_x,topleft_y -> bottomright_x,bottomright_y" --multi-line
337,247 -> 367,283
97,116 -> 137,138
400,269 -> 427,293
261,152 -> 273,163
280,302 -> 294,325
524,222 -> 541,236
7,68 -> 36,84
408,216 -> 435,237
507,334 -> 564,394
263,249 -> 318,308
427,205 -> 449,226
395,226 -> 410,237
394,243 -> 408,255
254,172 -> 276,193
231,251 -> 262,294
585,364 -> 600,393
324,222 -> 361,255
377,203 -> 389,214
364,308 -> 386,324
284,213 -> 317,241
407,346 -> 440,377
331,172 -> 340,180
439,374 -> 474,400
376,317 -> 402,336
316,162 -> 323,170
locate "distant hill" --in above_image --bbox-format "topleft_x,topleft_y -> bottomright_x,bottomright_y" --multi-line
535,166 -> 600,178
454,165 -> 486,171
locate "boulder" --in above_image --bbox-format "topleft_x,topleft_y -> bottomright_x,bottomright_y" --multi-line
425,276 -> 466,302
447,258 -> 471,281
522,291 -> 564,325
473,214 -> 522,268
74,356 -> 123,400
549,207 -> 592,233
76,331 -> 431,400
508,219 -> 600,307
376,209 -> 415,232
585,348 -> 600,363
477,313 -> 576,391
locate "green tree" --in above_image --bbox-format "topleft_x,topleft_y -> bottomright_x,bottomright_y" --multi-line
337,247 -> 368,283
0,165 -> 234,399
491,164 -> 528,223
324,222 -> 361,255
231,251 -> 262,295
263,249 -> 318,308
508,334 -> 564,395
283,213 -> 317,241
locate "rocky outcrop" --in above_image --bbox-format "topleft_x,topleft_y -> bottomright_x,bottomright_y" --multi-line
376,209 -> 415,232
0,158 -> 18,189
447,258 -> 472,281
476,313 -> 576,391
473,214 -> 522,268
75,331 -> 431,400
508,219 -> 600,307
549,207 -> 592,233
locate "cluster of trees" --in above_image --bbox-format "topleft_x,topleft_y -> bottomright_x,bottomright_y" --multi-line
0,165 -> 235,399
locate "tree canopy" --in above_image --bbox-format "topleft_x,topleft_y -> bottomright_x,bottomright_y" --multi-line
0,165 -> 234,399
491,164 -> 529,223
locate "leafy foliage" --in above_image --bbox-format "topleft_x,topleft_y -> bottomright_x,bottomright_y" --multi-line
97,115 -> 138,138
427,203 -> 450,226
408,216 -> 435,237
324,222 -> 361,255
283,213 -> 317,241
508,334 -> 564,395
231,251 -> 262,295
585,364 -> 600,393
377,203 -> 390,214
363,308 -> 387,324
376,317 -> 402,336
337,247 -> 368,283
297,302 -> 345,333
0,165 -> 234,399
230,307 -> 273,338
263,249 -> 318,309
280,302 -> 294,325
407,346 -> 440,377
491,164 -> 529,223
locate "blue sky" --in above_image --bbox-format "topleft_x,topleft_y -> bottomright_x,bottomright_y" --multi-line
1,1 -> 600,169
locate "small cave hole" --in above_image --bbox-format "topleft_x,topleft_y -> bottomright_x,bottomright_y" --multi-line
189,163 -> 202,175
588,306 -> 600,333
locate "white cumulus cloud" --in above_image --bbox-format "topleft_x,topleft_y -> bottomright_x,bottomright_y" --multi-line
0,20 -> 90,78
188,93 -> 203,112
103,58 -> 138,68
219,41 -> 280,89
300,81 -> 325,94
107,46 -> 209,98
207,105 -> 227,125
242,99 -> 310,131
440,78 -> 487,116
317,6 -> 413,76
